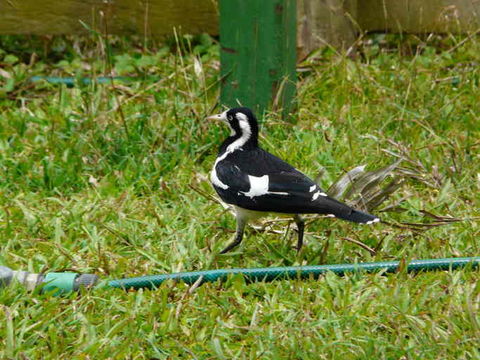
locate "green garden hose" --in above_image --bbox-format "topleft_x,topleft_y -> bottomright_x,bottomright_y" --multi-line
30,76 -> 156,86
106,256 -> 479,291
2,257 -> 479,295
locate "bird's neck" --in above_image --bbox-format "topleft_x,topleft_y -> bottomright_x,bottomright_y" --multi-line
219,130 -> 258,155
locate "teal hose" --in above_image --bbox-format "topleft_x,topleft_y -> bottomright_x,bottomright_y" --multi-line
107,256 -> 479,291
30,76 -> 157,86
2,257 -> 478,295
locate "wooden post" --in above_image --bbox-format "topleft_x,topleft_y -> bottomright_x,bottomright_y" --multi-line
219,0 -> 297,119
297,0 -> 358,60
357,0 -> 480,33
0,0 -> 218,37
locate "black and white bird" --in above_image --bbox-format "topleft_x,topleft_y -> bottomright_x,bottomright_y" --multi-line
207,107 -> 380,253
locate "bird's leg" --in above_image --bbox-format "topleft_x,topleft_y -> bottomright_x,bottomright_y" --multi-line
294,214 -> 305,252
220,216 -> 247,254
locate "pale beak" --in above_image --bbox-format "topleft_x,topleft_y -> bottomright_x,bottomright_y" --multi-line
206,111 -> 227,123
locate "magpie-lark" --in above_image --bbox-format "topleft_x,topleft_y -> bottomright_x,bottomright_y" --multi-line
207,107 -> 380,253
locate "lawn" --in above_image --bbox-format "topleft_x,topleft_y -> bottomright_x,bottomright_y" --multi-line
0,33 -> 479,358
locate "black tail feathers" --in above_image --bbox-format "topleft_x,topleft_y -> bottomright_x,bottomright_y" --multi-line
333,207 -> 380,224
316,196 -> 380,224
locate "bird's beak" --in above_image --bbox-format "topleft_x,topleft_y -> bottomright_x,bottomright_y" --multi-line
206,111 -> 227,123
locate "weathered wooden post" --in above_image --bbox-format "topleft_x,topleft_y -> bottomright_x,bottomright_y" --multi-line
219,0 -> 297,119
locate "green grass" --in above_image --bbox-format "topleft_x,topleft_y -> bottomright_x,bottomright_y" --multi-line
0,33 -> 479,358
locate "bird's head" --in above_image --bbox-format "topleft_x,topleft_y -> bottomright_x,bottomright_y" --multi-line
207,107 -> 259,145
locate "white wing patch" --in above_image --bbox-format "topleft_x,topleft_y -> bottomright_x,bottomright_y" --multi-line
366,218 -> 380,225
309,185 -> 317,192
311,191 -> 328,201
241,175 -> 269,198
240,175 -> 289,198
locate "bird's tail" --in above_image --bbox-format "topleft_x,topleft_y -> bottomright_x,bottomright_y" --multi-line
333,207 -> 380,225
316,196 -> 380,225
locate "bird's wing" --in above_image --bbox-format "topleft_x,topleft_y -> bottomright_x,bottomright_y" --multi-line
213,148 -> 379,224
213,148 -> 379,223
213,150 -> 334,213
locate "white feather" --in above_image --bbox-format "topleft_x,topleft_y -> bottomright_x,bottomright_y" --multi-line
312,191 -> 327,201
211,166 -> 229,189
241,175 -> 269,198
240,175 -> 289,198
